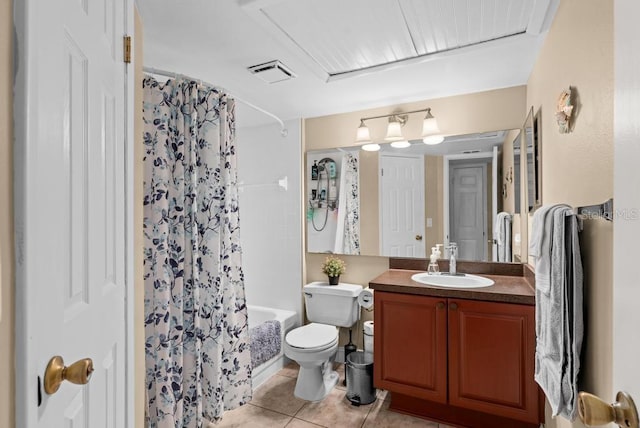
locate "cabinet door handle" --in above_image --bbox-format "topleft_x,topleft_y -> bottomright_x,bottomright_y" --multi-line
436,301 -> 445,310
450,302 -> 458,310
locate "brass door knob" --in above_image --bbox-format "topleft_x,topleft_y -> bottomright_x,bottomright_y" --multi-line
44,356 -> 94,395
450,302 -> 458,310
578,391 -> 638,428
436,301 -> 445,310
415,235 -> 423,241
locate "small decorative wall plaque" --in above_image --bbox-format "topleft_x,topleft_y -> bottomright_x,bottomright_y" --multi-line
555,87 -> 574,133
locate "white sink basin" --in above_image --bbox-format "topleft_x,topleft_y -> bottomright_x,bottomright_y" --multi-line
410,273 -> 494,289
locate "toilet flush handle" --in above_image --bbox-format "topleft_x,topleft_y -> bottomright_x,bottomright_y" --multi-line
304,292 -> 313,298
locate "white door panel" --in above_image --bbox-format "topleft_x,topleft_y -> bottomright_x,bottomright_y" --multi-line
14,0 -> 131,426
614,0 -> 639,405
380,155 -> 425,258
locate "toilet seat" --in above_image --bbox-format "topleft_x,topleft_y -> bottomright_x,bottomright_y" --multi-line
285,323 -> 338,352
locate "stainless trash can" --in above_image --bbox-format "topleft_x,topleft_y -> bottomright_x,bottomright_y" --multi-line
346,351 -> 376,405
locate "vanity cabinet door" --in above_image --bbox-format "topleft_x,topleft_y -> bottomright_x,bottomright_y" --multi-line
448,299 -> 540,424
374,291 -> 448,403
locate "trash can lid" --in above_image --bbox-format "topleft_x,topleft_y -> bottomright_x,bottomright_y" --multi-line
347,351 -> 373,367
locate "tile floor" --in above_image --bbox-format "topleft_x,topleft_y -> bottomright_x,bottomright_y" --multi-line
209,362 -> 456,428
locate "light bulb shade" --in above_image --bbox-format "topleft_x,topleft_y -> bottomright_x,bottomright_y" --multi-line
384,119 -> 404,141
355,121 -> 371,143
421,109 -> 441,136
361,143 -> 381,152
423,135 -> 445,145
390,140 -> 411,148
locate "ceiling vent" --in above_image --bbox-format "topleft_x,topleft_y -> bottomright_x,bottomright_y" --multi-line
247,60 -> 296,84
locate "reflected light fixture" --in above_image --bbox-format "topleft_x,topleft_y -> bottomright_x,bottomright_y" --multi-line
361,143 -> 381,151
355,107 -> 443,151
390,140 -> 411,148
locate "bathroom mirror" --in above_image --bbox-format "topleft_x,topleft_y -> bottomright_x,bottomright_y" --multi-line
306,128 -> 526,262
523,107 -> 542,212
513,131 -> 522,215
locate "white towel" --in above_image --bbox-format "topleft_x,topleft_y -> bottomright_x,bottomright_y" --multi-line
529,204 -> 571,292
495,212 -> 512,262
532,205 -> 583,421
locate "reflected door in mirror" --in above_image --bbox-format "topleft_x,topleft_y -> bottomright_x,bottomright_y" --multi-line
380,154 -> 425,258
449,161 -> 488,261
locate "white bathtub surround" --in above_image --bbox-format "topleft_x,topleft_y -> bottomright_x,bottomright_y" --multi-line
248,305 -> 298,390
236,119 -> 303,320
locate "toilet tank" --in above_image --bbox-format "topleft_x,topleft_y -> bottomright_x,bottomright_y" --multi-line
303,282 -> 363,328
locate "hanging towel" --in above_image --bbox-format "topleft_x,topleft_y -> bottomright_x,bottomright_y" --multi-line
529,204 -> 571,292
531,205 -> 583,421
494,212 -> 513,262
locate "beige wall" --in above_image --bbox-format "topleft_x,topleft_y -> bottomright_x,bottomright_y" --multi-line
0,0 -> 14,426
134,8 -> 146,428
305,86 -> 527,346
526,0 -> 614,426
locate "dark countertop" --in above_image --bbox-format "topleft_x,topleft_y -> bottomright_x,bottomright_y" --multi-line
369,269 -> 536,305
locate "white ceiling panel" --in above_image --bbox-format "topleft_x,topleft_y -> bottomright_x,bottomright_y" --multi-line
139,0 -> 559,128
256,0 -> 539,77
262,0 -> 417,75
400,0 -> 535,56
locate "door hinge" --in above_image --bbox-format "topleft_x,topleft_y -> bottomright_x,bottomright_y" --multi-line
123,36 -> 132,64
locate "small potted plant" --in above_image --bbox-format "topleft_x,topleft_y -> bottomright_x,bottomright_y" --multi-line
321,256 -> 346,285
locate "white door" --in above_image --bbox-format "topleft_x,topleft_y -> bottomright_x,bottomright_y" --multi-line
14,0 -> 133,426
380,154 -> 425,258
613,0 -> 640,405
450,163 -> 487,261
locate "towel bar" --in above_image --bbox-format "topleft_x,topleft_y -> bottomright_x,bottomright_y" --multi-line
576,198 -> 614,221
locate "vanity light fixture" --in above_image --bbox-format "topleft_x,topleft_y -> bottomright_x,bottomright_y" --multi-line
422,108 -> 444,145
355,107 -> 444,150
355,120 -> 371,143
384,115 -> 407,141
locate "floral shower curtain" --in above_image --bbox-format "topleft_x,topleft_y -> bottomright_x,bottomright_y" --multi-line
143,76 -> 252,428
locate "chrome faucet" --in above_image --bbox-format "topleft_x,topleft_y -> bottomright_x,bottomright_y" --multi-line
447,243 -> 457,275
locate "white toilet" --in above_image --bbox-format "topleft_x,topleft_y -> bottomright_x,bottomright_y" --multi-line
284,282 -> 362,401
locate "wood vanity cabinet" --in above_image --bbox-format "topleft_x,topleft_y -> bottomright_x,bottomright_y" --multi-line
373,291 -> 448,403
374,291 -> 541,426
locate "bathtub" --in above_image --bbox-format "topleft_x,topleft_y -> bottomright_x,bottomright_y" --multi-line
247,304 -> 299,390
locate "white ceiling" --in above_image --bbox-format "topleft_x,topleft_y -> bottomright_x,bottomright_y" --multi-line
137,0 -> 559,128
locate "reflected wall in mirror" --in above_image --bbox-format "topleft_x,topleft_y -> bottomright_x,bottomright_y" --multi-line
306,129 -> 527,263
523,107 -> 542,211
513,131 -> 522,214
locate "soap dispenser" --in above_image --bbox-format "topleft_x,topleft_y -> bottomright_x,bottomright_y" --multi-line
428,247 -> 440,274
435,244 -> 443,259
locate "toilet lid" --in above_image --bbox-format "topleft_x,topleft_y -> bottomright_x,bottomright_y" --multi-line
286,323 -> 338,349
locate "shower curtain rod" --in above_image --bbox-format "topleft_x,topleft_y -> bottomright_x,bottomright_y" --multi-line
143,66 -> 288,137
